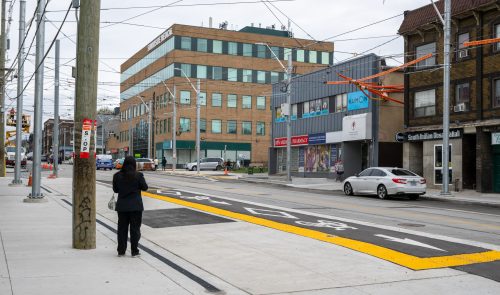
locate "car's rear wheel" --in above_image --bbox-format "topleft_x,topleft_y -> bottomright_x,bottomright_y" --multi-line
215,165 -> 222,171
343,182 -> 353,196
191,165 -> 197,171
377,185 -> 388,199
408,194 -> 420,200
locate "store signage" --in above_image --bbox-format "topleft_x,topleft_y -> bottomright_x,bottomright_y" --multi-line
347,91 -> 369,111
274,135 -> 309,147
407,129 -> 462,142
342,113 -> 372,141
326,131 -> 342,143
308,133 -> 326,145
492,132 -> 500,145
395,132 -> 406,142
80,118 -> 92,159
163,140 -> 172,149
123,147 -> 129,152
147,28 -> 173,51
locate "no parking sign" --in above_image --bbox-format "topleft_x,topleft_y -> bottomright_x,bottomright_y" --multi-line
80,118 -> 92,159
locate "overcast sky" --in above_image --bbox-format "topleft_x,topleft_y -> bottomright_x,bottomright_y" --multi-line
4,0 -> 433,128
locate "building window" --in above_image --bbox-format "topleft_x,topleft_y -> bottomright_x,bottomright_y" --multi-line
200,119 -> 206,133
335,93 -> 347,112
457,33 -> 469,59
309,50 -> 317,63
321,52 -> 330,65
495,24 -> 500,51
228,68 -> 238,82
180,118 -> 191,132
296,49 -> 305,62
228,42 -> 238,55
211,120 -> 221,133
416,43 -> 436,68
414,89 -> 436,117
212,40 -> 222,54
163,119 -> 167,133
256,44 -> 266,58
256,122 -> 265,136
257,71 -> 266,84
212,93 -> 222,107
434,144 -> 452,185
455,83 -> 470,104
197,65 -> 207,79
212,66 -> 222,80
242,121 -> 252,135
180,63 -> 191,77
284,48 -> 292,61
180,90 -> 190,104
494,79 -> 500,108
271,46 -> 280,58
242,95 -> 252,109
227,94 -> 237,108
199,92 -> 207,106
180,36 -> 191,50
256,96 -> 266,110
197,38 -> 208,52
227,120 -> 237,134
167,118 -> 171,133
271,72 -> 279,83
243,69 -> 253,82
243,43 -> 253,57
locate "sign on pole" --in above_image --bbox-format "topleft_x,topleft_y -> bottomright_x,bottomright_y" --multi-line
80,118 -> 92,159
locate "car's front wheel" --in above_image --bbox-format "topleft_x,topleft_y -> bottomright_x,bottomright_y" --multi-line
377,185 -> 388,199
215,165 -> 222,171
191,165 -> 197,171
344,182 -> 354,196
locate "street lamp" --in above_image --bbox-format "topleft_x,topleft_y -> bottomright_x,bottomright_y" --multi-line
256,42 -> 293,182
136,95 -> 152,159
161,82 -> 177,172
174,67 -> 201,175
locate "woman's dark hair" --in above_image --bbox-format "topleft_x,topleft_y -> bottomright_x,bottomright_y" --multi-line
121,156 -> 137,179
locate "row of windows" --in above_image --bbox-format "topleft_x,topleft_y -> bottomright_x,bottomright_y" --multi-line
121,35 -> 332,83
275,93 -> 353,121
178,118 -> 266,136
177,63 -> 286,84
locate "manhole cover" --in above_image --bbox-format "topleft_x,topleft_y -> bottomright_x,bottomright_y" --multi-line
142,208 -> 235,228
398,223 -> 425,227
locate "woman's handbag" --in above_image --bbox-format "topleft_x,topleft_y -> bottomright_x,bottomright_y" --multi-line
108,193 -> 116,210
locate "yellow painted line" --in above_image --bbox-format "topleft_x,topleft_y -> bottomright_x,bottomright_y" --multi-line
143,191 -> 500,270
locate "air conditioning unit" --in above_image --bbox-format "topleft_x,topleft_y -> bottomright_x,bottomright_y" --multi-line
454,103 -> 467,112
458,50 -> 468,58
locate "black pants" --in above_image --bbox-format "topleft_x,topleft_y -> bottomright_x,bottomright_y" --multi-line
117,211 -> 142,255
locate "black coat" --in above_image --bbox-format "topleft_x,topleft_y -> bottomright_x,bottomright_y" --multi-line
112,171 -> 148,212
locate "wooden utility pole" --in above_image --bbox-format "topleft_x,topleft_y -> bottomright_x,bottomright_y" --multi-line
0,0 -> 7,177
72,0 -> 100,249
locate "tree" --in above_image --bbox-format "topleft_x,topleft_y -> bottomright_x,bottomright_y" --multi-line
97,107 -> 113,115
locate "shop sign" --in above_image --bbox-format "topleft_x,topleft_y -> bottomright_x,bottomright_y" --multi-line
407,129 -> 462,142
395,132 -> 406,142
274,135 -> 309,147
342,113 -> 372,141
163,140 -> 172,149
326,131 -> 342,143
79,118 -> 92,159
308,133 -> 326,145
123,147 -> 129,152
492,132 -> 500,145
147,28 -> 173,51
347,91 -> 369,111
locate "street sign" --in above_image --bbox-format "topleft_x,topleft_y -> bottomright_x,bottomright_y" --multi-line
80,118 -> 92,159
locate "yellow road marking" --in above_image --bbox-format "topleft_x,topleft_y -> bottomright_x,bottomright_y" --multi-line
143,191 -> 500,270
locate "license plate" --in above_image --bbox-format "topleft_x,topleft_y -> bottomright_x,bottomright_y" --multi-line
410,181 -> 417,186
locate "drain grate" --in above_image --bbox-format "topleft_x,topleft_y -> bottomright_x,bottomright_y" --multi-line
398,223 -> 425,227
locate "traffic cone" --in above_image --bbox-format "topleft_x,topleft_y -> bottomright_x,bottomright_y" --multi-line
28,173 -> 32,186
224,167 -> 228,175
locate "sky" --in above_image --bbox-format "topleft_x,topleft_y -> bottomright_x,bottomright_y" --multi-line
3,0 -> 434,130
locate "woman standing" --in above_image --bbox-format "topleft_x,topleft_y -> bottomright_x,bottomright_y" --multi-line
112,156 -> 148,257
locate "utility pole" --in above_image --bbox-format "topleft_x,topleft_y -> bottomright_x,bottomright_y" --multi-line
0,0 -> 7,178
286,53 -> 292,182
172,85 -> 176,172
52,40 -> 60,177
196,79 -> 200,175
26,0 -> 46,200
11,0 -> 26,184
148,100 -> 152,159
72,0 -> 100,249
441,0 -> 451,195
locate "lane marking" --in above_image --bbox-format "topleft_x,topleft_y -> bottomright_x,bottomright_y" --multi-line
375,234 -> 446,252
142,191 -> 500,271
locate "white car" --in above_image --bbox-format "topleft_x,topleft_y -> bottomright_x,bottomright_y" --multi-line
185,157 -> 224,171
342,167 -> 426,200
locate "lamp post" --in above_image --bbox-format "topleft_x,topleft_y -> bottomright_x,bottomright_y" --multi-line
257,42 -> 292,182
162,82 -> 177,172
174,67 -> 201,175
136,95 -> 152,159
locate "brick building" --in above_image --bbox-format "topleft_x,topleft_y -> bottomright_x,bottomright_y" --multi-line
398,0 -> 500,192
115,23 -> 334,166
42,119 -> 74,158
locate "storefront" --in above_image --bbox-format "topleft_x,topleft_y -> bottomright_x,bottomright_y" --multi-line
492,132 -> 500,193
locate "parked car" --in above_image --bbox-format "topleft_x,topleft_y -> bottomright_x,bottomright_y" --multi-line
185,157 -> 224,171
342,167 -> 426,200
96,154 -> 114,170
114,158 -> 124,169
136,158 -> 155,171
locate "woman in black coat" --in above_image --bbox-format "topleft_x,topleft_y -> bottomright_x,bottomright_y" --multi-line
112,156 -> 148,257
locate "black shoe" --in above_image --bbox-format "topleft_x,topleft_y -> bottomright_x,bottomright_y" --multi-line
131,252 -> 141,258
117,252 -> 125,257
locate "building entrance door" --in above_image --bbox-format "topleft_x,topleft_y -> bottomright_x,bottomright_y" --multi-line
493,145 -> 500,193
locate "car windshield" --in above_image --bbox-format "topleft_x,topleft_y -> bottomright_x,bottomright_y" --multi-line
6,147 -> 16,153
391,169 -> 417,176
